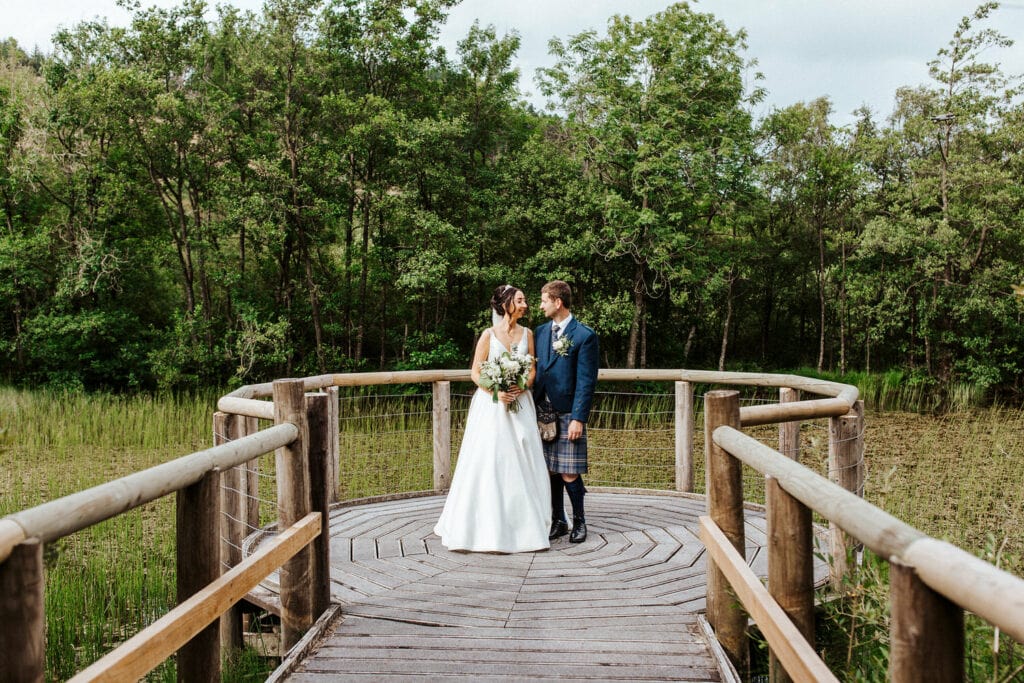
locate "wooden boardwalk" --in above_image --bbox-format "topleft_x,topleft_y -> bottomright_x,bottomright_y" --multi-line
257,491 -> 829,681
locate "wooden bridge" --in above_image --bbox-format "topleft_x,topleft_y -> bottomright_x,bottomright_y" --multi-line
261,492 -> 827,681
1,369 -> 1023,682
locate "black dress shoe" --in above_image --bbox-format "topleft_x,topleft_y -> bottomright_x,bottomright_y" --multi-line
549,519 -> 569,540
569,518 -> 587,543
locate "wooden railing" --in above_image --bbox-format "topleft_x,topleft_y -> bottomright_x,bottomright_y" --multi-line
0,379 -> 334,682
701,389 -> 1024,683
4,368 -> 1018,682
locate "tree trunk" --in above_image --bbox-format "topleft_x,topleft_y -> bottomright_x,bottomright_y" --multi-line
817,221 -> 826,373
13,297 -> 23,370
683,324 -> 696,363
839,233 -> 847,375
355,193 -> 371,363
626,267 -> 644,370
345,162 -> 356,359
718,268 -> 735,372
379,279 -> 388,369
304,245 -> 326,373
761,277 -> 775,362
640,312 -> 647,369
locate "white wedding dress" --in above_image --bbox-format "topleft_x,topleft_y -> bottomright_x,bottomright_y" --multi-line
433,330 -> 551,552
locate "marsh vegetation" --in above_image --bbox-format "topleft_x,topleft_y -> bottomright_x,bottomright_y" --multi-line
2,385 -> 1022,679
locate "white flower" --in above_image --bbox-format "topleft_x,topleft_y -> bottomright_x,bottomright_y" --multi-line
479,349 -> 534,412
553,335 -> 573,357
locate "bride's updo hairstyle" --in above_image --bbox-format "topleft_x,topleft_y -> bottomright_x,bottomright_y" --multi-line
490,284 -> 520,319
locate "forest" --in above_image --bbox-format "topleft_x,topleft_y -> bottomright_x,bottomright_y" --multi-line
0,0 -> 1022,399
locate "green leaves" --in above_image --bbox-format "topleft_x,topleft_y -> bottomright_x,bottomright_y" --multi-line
1,0 -> 1024,394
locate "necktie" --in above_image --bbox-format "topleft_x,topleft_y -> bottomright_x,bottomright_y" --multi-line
552,323 -> 560,340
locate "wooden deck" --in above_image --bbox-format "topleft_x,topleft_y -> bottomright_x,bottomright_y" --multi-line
256,491 -> 830,681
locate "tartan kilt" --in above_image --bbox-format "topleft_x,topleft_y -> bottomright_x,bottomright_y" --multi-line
543,412 -> 588,474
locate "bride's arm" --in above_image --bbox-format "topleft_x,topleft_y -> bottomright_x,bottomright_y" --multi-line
470,330 -> 490,388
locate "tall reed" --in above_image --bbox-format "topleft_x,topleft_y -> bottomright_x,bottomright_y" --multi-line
3,384 -> 1021,680
0,387 -> 239,680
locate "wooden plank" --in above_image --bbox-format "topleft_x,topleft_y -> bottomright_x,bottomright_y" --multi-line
309,643 -> 716,662
291,669 -> 719,682
508,604 -> 688,620
326,618 -> 708,647
69,513 -> 320,683
296,658 -> 720,680
341,605 -> 506,628
699,516 -> 838,683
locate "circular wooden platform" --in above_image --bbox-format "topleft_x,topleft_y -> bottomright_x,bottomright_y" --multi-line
261,490 -> 829,681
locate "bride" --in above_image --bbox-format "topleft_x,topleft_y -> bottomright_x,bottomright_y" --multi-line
433,285 -> 551,552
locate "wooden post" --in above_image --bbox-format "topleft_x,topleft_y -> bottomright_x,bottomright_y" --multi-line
777,388 -> 800,461
215,412 -> 245,654
243,416 -> 260,532
273,379 -> 313,653
0,539 -> 44,682
326,386 -> 340,504
306,392 -> 333,619
675,381 -> 695,492
768,388 -> 813,683
889,559 -> 963,682
432,381 -> 452,490
704,389 -> 747,671
828,400 -> 864,588
176,467 -> 221,681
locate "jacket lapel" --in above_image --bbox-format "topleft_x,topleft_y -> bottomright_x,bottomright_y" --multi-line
540,322 -> 558,371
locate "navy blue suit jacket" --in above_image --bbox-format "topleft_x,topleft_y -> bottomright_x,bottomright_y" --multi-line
533,317 -> 599,423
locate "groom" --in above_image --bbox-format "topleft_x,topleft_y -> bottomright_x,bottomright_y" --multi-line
534,280 -> 599,543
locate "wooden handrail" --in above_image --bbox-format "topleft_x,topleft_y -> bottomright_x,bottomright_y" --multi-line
68,513 -> 321,682
712,424 -> 1024,644
0,422 -> 298,563
217,368 -> 860,425
700,516 -> 839,683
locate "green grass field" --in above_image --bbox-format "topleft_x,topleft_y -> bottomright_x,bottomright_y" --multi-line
1,385 -> 1022,680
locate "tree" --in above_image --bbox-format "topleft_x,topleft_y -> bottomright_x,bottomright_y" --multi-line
855,2 -> 1022,389
758,98 -> 860,372
538,2 -> 761,368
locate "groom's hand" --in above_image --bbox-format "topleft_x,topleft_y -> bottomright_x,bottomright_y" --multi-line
568,420 -> 584,440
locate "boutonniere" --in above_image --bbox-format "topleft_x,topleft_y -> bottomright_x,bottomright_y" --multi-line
553,335 -> 573,357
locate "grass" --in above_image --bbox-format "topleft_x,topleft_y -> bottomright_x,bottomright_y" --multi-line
1,383 -> 1022,680
0,387 -> 260,681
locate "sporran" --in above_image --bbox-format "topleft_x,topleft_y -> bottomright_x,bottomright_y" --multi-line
537,400 -> 559,442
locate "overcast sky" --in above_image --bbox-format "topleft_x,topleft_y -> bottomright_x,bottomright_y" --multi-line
5,0 -> 1023,126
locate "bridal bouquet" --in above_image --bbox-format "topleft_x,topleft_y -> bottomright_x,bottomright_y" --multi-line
479,349 -> 534,413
